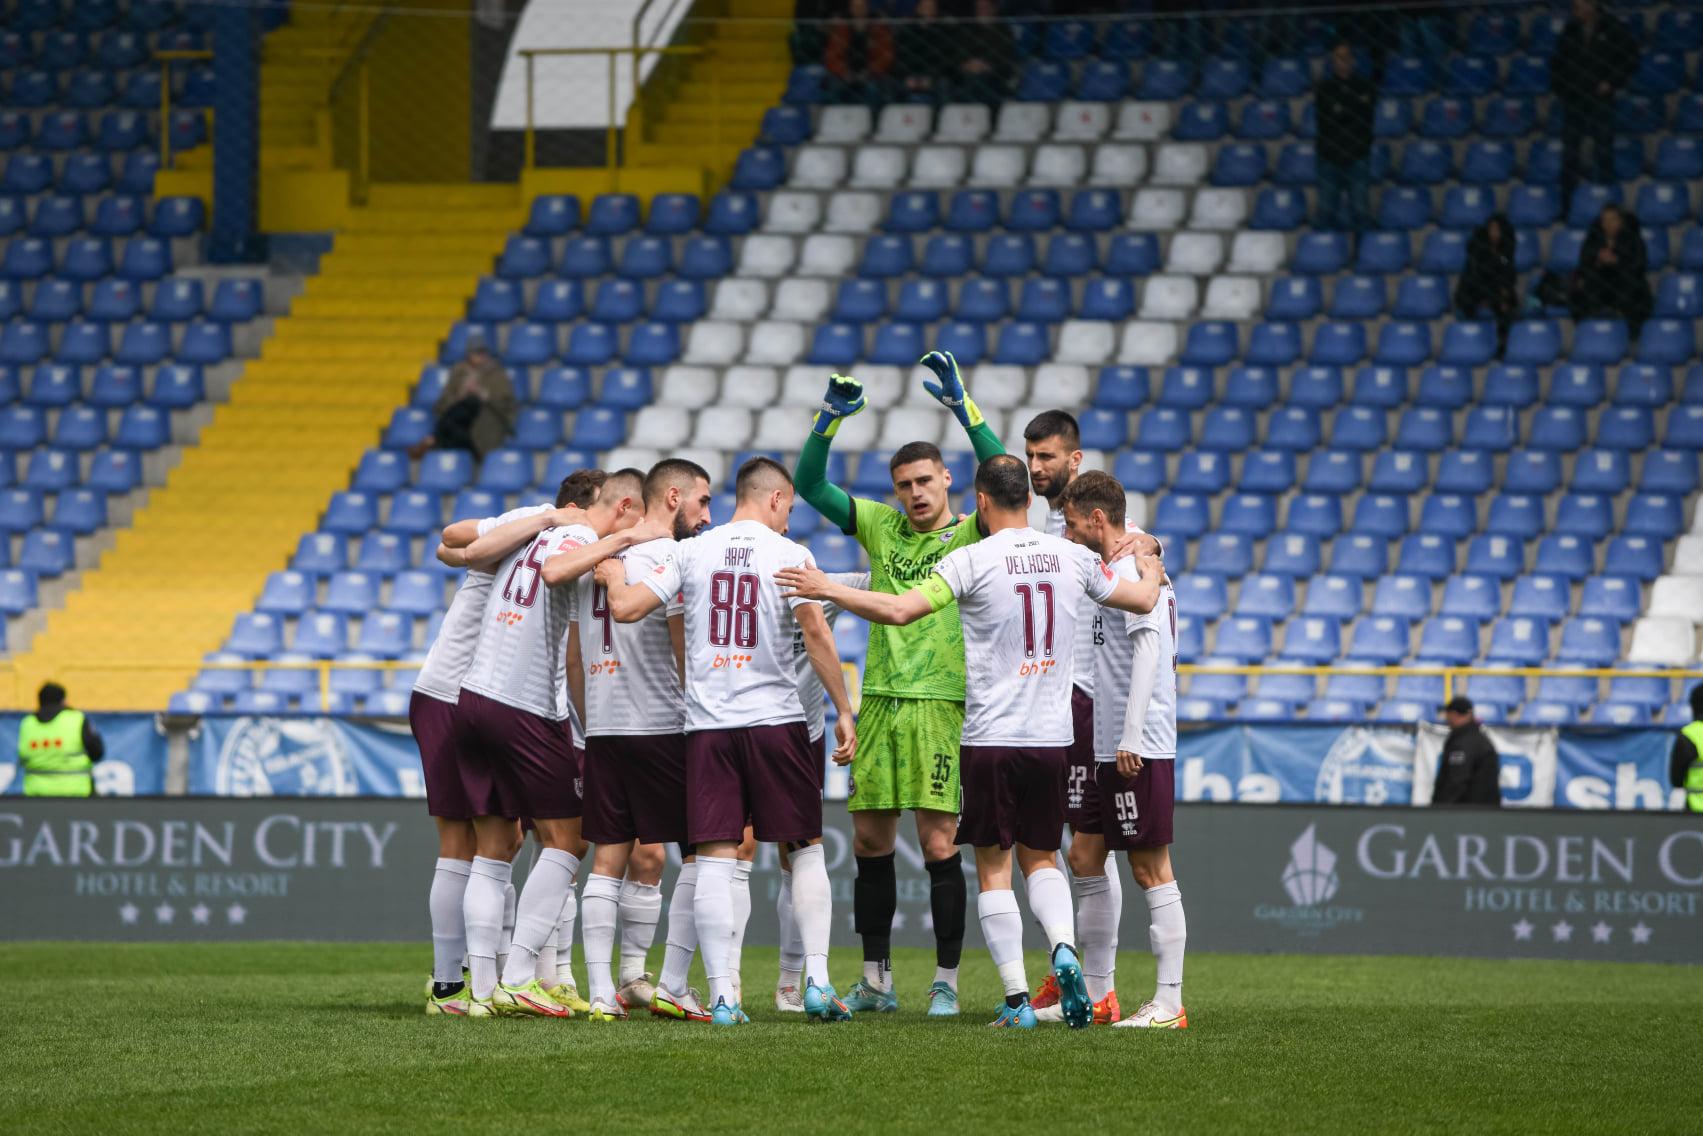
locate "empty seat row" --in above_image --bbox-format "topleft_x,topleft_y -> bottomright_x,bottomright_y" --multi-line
0,275 -> 259,321
0,193 -> 204,238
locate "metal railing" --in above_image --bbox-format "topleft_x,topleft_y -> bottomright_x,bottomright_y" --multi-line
518,44 -> 706,172
1179,663 -> 1703,708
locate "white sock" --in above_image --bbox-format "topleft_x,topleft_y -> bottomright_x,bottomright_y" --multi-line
1075,869 -> 1118,1001
536,930 -> 557,983
1025,866 -> 1075,951
496,881 -> 516,978
556,879 -> 579,985
581,873 -> 623,1005
934,966 -> 959,989
429,857 -> 472,985
462,856 -> 511,1000
1146,881 -> 1186,1013
729,861 -> 753,999
694,856 -> 739,1007
618,879 -> 662,985
978,888 -> 1027,997
501,848 -> 578,988
659,861 -> 699,994
777,869 -> 803,987
789,843 -> 832,990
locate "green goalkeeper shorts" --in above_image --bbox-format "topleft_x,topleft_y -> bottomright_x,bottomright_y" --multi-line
847,695 -> 963,814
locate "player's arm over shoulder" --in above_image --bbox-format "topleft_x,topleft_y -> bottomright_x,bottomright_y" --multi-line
1097,550 -> 1163,615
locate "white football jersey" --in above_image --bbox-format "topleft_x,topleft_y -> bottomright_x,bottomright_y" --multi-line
575,536 -> 686,736
1046,507 -> 1149,701
460,523 -> 596,720
413,504 -> 552,703
640,519 -> 819,732
793,571 -> 868,742
932,527 -> 1119,747
1092,556 -> 1176,760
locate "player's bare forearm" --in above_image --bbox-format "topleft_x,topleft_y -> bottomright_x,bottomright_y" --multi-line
565,625 -> 586,727
797,606 -> 852,719
795,432 -> 857,533
776,565 -> 929,626
596,561 -> 665,622
440,519 -> 481,549
459,508 -> 567,571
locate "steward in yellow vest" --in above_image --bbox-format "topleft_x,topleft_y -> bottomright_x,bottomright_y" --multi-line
1671,685 -> 1703,814
16,682 -> 104,797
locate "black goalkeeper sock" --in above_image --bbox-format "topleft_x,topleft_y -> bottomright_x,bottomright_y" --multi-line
432,980 -> 465,999
854,852 -> 897,964
926,853 -> 967,970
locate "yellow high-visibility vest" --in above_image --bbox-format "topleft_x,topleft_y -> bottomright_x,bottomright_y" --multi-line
17,709 -> 92,797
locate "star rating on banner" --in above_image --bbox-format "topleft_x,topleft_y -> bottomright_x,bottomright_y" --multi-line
154,902 -> 175,925
226,904 -> 247,925
1511,919 -> 1654,947
112,902 -> 254,928
119,903 -> 138,925
191,904 -> 211,926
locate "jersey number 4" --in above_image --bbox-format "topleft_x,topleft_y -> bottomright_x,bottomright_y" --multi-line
500,538 -> 549,609
709,570 -> 760,648
1013,581 -> 1056,658
591,585 -> 614,654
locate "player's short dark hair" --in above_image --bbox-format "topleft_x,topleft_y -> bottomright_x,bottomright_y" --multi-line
1691,682 -> 1703,720
1058,470 -> 1126,527
556,468 -> 605,508
889,441 -> 944,474
602,467 -> 646,508
974,453 -> 1031,511
735,456 -> 793,502
1023,409 -> 1080,449
37,682 -> 66,709
644,458 -> 710,508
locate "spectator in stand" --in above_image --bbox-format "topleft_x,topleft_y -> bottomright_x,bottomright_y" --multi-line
1314,39 -> 1376,239
411,340 -> 517,461
897,0 -> 956,103
1432,698 -> 1501,808
1454,214 -> 1519,356
824,0 -> 895,106
1671,684 -> 1703,813
790,0 -> 833,66
955,0 -> 1015,105
1551,0 -> 1638,206
1572,203 -> 1652,335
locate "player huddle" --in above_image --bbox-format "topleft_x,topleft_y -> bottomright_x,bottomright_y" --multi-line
411,350 -> 1188,1029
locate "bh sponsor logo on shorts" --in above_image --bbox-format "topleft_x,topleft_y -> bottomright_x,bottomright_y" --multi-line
1253,824 -> 1365,937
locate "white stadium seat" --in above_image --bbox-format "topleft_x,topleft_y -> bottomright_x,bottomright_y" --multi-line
814,104 -> 871,144
827,405 -> 879,450
1032,363 -> 1090,407
690,407 -> 754,450
1166,232 -> 1225,276
1128,188 -> 1185,230
1151,143 -> 1209,186
967,365 -> 1029,409
789,145 -> 847,188
1118,321 -> 1180,365
737,235 -> 795,277
855,365 -> 904,407
772,278 -> 832,322
781,366 -> 827,405
1191,187 -> 1249,230
674,447 -> 728,487
1200,276 -> 1262,320
1228,230 -> 1289,274
825,191 -> 883,232
849,146 -> 907,189
657,365 -> 715,406
880,407 -> 949,450
798,234 -> 856,276
1627,617 -> 1699,665
1053,101 -> 1111,141
719,365 -> 780,408
1029,144 -> 1087,186
751,406 -> 810,449
604,446 -> 663,472
681,320 -> 744,366
765,191 -> 822,233
1138,274 -> 1199,319
1649,577 -> 1703,621
934,103 -> 991,143
746,321 -> 807,365
1113,100 -> 1172,141
709,278 -> 768,321
993,102 -> 1052,142
1054,320 -> 1114,365
1672,535 -> 1703,575
970,144 -> 1027,185
630,406 -> 692,449
874,103 -> 933,144
1090,143 -> 1147,185
1692,497 -> 1703,532
911,145 -> 968,187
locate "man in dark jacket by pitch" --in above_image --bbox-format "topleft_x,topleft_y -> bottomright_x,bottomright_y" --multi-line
1551,0 -> 1638,205
1314,40 -> 1376,237
1433,698 -> 1501,807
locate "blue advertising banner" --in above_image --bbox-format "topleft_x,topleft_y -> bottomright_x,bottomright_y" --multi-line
1177,724 -> 1418,806
0,713 -> 168,797
189,716 -> 425,798
1555,729 -> 1685,811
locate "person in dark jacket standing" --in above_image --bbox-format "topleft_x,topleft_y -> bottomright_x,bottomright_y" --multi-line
1455,214 -> 1519,354
1573,203 -> 1653,334
1669,685 -> 1703,813
1551,0 -> 1638,206
16,682 -> 105,797
1314,40 -> 1376,238
1433,698 -> 1501,807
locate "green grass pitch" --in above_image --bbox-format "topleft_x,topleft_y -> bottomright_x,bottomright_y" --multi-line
7,943 -> 1697,1134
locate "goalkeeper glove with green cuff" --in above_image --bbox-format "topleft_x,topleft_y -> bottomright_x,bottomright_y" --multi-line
919,350 -> 984,430
811,373 -> 866,437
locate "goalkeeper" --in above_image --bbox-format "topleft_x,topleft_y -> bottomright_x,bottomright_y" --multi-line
794,352 -> 1007,1018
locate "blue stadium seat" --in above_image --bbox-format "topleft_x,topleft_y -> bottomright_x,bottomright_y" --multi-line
730,147 -> 784,190
922,235 -> 975,278
1369,449 -> 1430,493
1371,574 -> 1429,622
1603,535 -> 1663,580
1302,575 -> 1361,620
53,404 -> 107,450
1267,407 -> 1322,454
531,280 -> 584,323
322,571 -> 381,617
585,194 -> 640,237
1353,365 -> 1410,408
1043,234 -> 1096,277
384,490 -> 443,536
389,571 -> 446,619
1639,449 -> 1698,495
1309,323 -> 1366,367
1293,232 -> 1350,275
356,532 -> 410,576
1605,671 -> 1668,709
1111,450 -> 1163,495
1199,407 -> 1255,452
1487,494 -> 1545,540
645,193 -> 699,236
678,236 -> 732,280
568,406 -> 625,450
292,533 -> 349,577
617,237 -> 672,280
469,278 -> 521,322
1286,494 -> 1341,538
1154,494 -> 1210,538
992,323 -> 1048,365
1555,494 -> 1614,540
1538,535 -> 1597,582
1557,617 -> 1620,667
225,613 -> 284,658
1274,142 -> 1318,186
1287,367 -> 1342,409
859,236 -> 913,278
1348,617 -> 1409,665
1358,231 -> 1413,274
24,448 -> 77,491
1021,278 -> 1071,322
559,237 -> 611,279
1220,495 -> 1277,538
1330,534 -> 1387,579
564,322 -> 618,366
292,612 -> 350,658
1397,533 -> 1456,579
524,194 -> 580,237
1330,276 -> 1386,320
651,280 -> 704,323
1222,367 -> 1278,410
1330,407 -> 1388,451
86,448 -> 139,493
886,191 -> 939,234
590,279 -> 644,323
1623,493 -> 1683,539
1509,574 -> 1569,623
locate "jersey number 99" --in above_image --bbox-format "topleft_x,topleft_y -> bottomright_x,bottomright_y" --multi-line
709,570 -> 760,648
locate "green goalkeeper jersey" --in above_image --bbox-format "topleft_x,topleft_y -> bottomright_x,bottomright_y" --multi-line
849,497 -> 983,702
